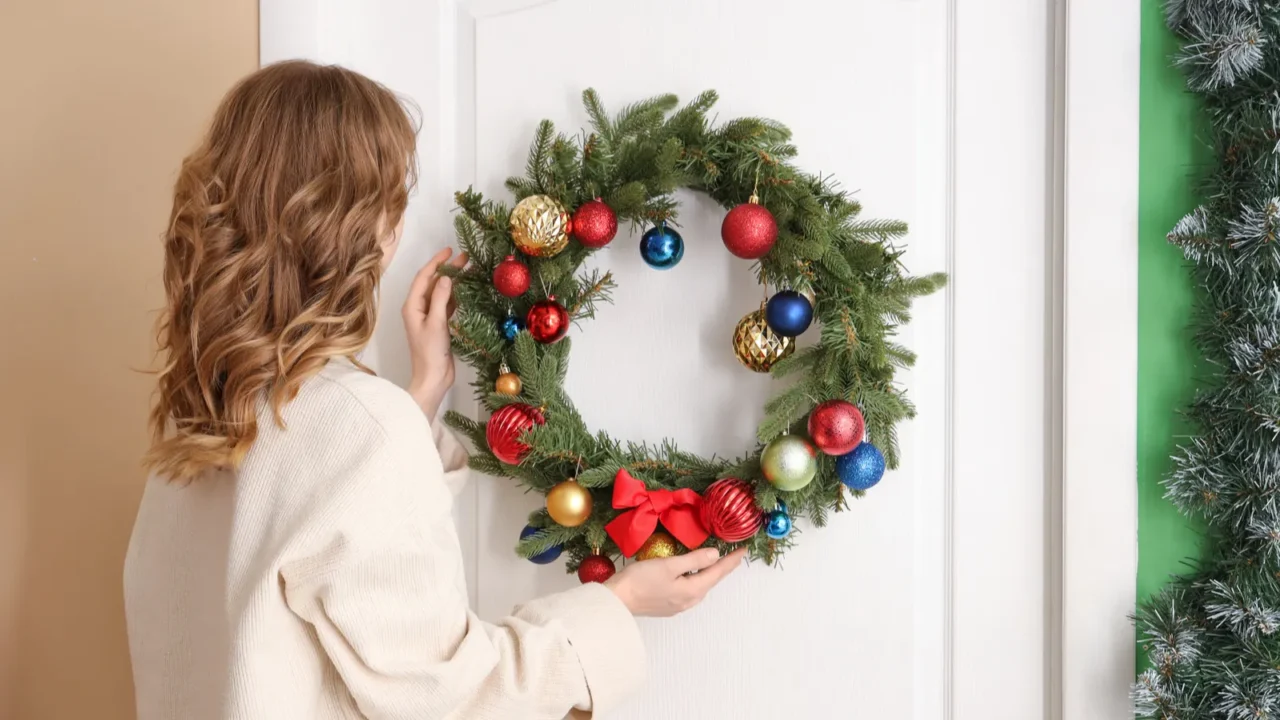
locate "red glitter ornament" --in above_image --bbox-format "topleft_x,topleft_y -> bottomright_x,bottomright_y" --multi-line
526,296 -> 570,344
571,198 -> 618,249
700,478 -> 763,543
486,403 -> 545,464
808,400 -> 865,456
492,255 -> 531,298
721,195 -> 778,259
577,553 -> 617,584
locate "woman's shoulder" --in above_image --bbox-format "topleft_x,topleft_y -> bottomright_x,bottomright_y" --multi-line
305,358 -> 429,436
261,358 -> 431,468
245,358 -> 443,517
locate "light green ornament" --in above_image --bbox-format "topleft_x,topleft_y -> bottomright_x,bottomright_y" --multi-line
761,435 -> 818,491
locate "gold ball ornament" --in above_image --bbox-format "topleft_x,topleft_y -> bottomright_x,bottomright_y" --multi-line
546,479 -> 593,527
495,371 -> 522,396
510,194 -> 571,258
635,530 -> 680,560
733,307 -> 795,373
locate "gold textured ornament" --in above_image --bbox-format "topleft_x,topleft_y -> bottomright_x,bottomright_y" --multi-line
495,364 -> 522,396
510,194 -> 571,257
635,530 -> 679,560
732,306 -> 795,373
546,479 -> 593,527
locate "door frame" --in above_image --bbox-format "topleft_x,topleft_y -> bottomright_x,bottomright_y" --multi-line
258,0 -> 1141,717
1055,1 -> 1140,718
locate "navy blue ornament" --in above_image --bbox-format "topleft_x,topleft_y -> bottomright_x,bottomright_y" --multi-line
765,290 -> 814,337
639,222 -> 684,270
499,315 -> 526,341
836,442 -> 886,491
519,525 -> 564,565
764,510 -> 792,539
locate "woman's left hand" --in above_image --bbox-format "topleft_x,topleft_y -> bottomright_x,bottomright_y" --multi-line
404,247 -> 468,420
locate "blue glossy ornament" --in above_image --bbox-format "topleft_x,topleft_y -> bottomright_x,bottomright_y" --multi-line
764,510 -> 792,539
499,315 -> 526,341
836,442 -> 886,491
519,525 -> 564,565
639,222 -> 684,270
765,290 -> 814,337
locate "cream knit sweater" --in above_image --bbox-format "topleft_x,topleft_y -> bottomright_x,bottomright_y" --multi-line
124,359 -> 645,719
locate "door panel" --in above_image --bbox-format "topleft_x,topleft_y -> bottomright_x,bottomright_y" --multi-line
262,0 -> 1054,717
470,2 -> 948,718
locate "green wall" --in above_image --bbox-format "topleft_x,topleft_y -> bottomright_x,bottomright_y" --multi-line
1136,0 -> 1208,667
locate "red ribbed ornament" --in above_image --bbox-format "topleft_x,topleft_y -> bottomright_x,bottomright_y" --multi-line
571,198 -> 618,248
807,400 -> 865,456
720,195 -> 778,259
577,553 -> 617,584
700,478 -> 763,543
492,255 -> 531,298
486,403 -> 545,464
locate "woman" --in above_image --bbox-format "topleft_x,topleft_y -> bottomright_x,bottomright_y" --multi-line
124,61 -> 745,720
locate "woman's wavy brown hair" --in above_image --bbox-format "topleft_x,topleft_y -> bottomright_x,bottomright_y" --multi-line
145,61 -> 417,480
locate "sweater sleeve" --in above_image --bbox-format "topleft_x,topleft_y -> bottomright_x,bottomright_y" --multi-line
280,446 -> 644,719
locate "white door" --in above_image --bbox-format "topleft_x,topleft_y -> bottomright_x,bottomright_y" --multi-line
470,3 -> 954,719
260,0 -> 1073,717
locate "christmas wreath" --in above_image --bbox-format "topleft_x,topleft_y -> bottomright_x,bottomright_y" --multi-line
442,90 -> 945,583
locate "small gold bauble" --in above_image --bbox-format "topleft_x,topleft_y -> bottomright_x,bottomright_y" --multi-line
546,479 -> 593,527
635,530 -> 679,561
732,307 -> 795,373
510,194 -> 571,258
495,372 -> 522,396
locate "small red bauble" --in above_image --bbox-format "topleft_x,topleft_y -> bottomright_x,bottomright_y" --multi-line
486,403 -> 545,464
493,255 -> 531,298
721,196 -> 778,259
577,554 -> 617,584
526,296 -> 570,344
571,198 -> 618,249
808,400 -> 865,456
700,478 -> 763,543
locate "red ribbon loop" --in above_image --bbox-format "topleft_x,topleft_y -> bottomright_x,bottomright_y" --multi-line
605,469 -> 709,557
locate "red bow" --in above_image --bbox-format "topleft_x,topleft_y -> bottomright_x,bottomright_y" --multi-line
605,469 -> 709,557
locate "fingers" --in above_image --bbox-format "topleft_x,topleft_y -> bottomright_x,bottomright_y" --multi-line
425,276 -> 454,331
403,248 -> 453,321
665,547 -> 722,576
444,252 -> 468,318
681,548 -> 747,594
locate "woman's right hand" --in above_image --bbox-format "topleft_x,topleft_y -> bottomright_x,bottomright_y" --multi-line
403,247 -> 468,420
604,548 -> 748,617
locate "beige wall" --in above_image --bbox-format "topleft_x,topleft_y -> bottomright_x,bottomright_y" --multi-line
0,2 -> 258,717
